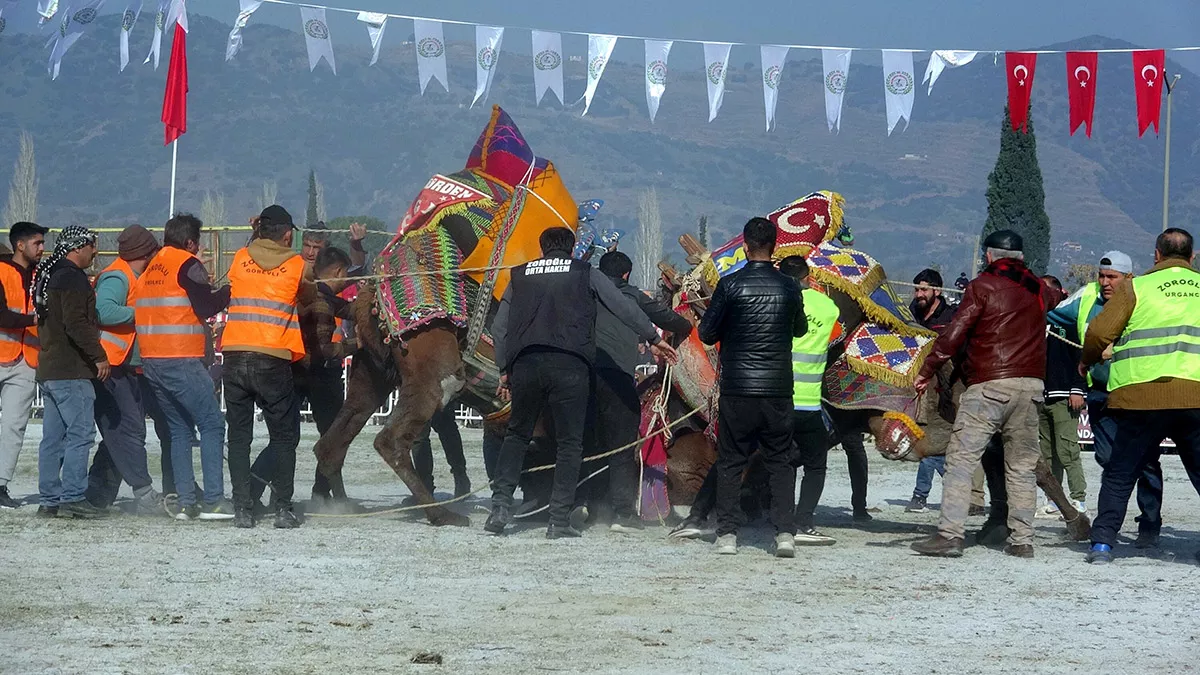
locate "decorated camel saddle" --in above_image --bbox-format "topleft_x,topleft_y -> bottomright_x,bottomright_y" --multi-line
657,191 -> 937,463
369,106 -> 576,415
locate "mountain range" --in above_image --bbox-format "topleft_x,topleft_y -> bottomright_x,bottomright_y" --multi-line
0,15 -> 1195,280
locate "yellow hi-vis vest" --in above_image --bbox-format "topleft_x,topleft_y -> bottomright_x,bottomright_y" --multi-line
792,288 -> 840,410
1076,282 -> 1100,388
1107,265 -> 1200,391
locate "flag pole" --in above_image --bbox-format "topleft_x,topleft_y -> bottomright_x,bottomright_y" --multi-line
168,138 -> 178,218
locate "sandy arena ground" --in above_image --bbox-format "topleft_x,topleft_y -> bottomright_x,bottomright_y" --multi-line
3,422 -> 1199,674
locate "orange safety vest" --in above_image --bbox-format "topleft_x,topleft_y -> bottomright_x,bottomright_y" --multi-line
221,247 -> 305,362
0,261 -> 37,366
94,258 -> 137,366
332,317 -> 344,343
133,246 -> 207,359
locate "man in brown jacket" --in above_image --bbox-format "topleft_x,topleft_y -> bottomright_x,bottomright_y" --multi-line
33,227 -> 109,518
910,230 -> 1055,559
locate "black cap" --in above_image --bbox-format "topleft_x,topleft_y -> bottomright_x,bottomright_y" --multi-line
258,204 -> 297,230
983,229 -> 1023,252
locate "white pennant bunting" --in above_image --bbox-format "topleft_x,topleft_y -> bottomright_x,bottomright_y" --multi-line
413,19 -> 447,93
644,39 -> 673,122
300,5 -> 335,74
760,45 -> 788,131
531,30 -> 563,106
356,11 -> 386,66
225,0 -> 262,62
580,34 -> 617,116
472,25 -> 503,108
38,0 -> 59,23
119,1 -> 141,71
702,42 -> 731,122
0,1 -> 12,36
821,48 -> 851,133
882,50 -> 915,134
143,0 -> 167,69
49,0 -> 105,80
923,50 -> 977,95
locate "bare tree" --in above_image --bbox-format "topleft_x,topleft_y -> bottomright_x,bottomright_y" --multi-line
258,180 -> 278,211
314,173 -> 328,223
2,131 -> 38,226
635,187 -> 664,288
199,190 -> 226,229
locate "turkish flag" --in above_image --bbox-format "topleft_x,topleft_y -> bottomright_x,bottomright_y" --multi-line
1005,52 -> 1037,132
1066,52 -> 1098,137
161,22 -> 188,145
1132,49 -> 1165,137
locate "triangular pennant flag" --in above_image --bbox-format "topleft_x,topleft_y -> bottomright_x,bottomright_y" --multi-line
581,34 -> 617,115
882,50 -> 915,134
760,45 -> 788,131
472,26 -> 503,108
225,0 -> 262,62
356,11 -> 386,66
414,19 -> 447,93
923,50 -> 977,95
644,39 -> 672,122
119,1 -> 141,72
821,48 -> 851,132
49,0 -> 105,80
299,5 -> 334,74
703,42 -> 732,122
143,0 -> 167,68
531,30 -> 563,105
38,0 -> 59,23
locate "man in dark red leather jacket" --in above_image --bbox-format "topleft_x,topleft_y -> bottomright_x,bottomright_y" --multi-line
910,230 -> 1054,559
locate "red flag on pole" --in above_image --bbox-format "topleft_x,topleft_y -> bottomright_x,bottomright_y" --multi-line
1066,52 -> 1097,137
1132,49 -> 1165,137
161,21 -> 188,146
1005,52 -> 1037,132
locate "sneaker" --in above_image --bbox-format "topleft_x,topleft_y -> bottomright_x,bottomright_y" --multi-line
453,472 -> 472,499
610,514 -> 646,533
198,498 -> 236,521
0,486 -> 21,509
910,534 -> 964,557
1134,530 -> 1161,549
36,505 -> 58,518
174,504 -> 201,521
1035,502 -> 1061,519
775,532 -> 796,558
1086,543 -> 1114,565
853,510 -> 873,524
794,527 -> 836,546
58,500 -> 108,519
134,490 -> 164,517
968,504 -> 987,517
234,507 -> 255,529
1004,544 -> 1035,559
905,495 -> 928,513
484,504 -> 511,534
668,515 -> 712,540
714,533 -> 737,555
545,523 -> 583,539
274,507 -> 300,529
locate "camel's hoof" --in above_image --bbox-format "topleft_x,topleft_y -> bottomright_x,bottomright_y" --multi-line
429,509 -> 471,527
1064,514 -> 1092,541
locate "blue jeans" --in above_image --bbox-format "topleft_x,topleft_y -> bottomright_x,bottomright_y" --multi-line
38,379 -> 97,507
1089,390 -> 1163,533
143,358 -> 226,507
912,456 -> 946,500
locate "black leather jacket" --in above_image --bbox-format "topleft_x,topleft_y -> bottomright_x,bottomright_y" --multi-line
698,261 -> 806,398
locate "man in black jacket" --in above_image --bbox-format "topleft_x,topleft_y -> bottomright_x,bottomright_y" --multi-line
486,227 -> 677,539
698,217 -> 806,557
594,251 -> 693,532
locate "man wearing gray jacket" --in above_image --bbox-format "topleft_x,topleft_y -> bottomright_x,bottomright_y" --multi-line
595,252 -> 693,532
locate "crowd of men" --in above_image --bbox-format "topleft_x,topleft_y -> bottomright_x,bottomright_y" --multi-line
1,209 -> 1198,564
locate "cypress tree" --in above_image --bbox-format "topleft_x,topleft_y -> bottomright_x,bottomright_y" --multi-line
306,169 -> 319,227
982,105 -> 1051,274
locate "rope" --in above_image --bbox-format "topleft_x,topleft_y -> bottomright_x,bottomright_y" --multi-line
311,261 -> 521,286
1047,324 -> 1084,349
306,402 -> 706,519
889,279 -> 965,295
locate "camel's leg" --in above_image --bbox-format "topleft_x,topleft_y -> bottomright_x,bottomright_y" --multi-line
1036,458 -> 1091,541
374,328 -> 468,527
313,351 -> 395,500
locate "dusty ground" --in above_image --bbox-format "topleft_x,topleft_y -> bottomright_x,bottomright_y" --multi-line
3,423 -> 1199,674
